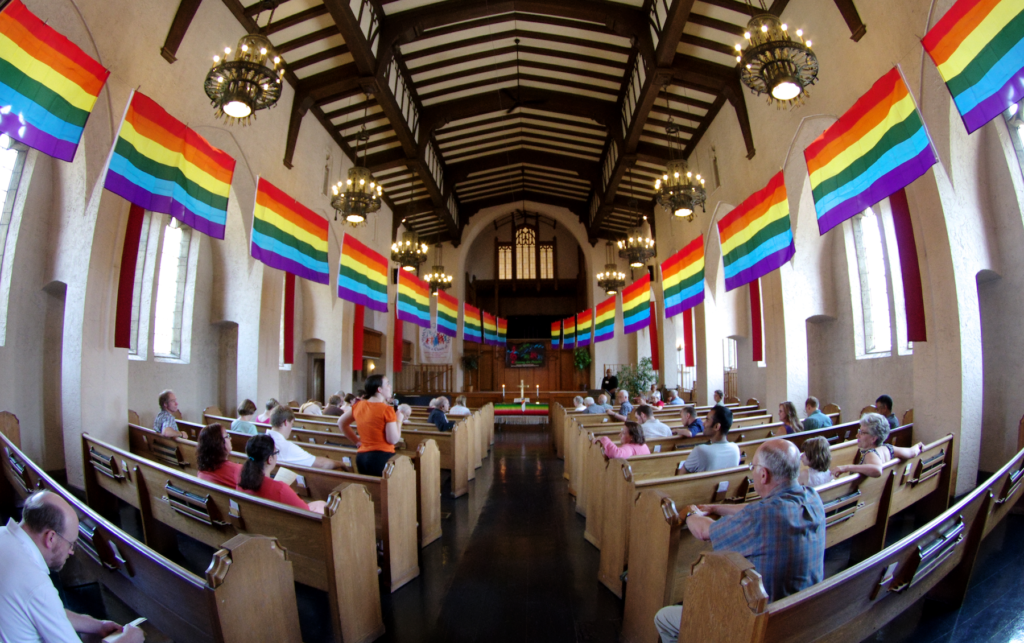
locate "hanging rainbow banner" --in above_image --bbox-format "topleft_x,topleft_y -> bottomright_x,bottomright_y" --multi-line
497,317 -> 508,344
337,233 -> 388,312
463,303 -> 482,343
576,308 -> 593,348
482,311 -> 498,345
551,320 -> 561,348
106,91 -> 235,239
662,235 -> 705,317
436,289 -> 458,337
923,0 -> 1024,133
0,0 -> 110,161
251,178 -> 329,283
595,295 -> 615,343
717,171 -> 795,292
622,274 -> 651,335
805,68 -> 936,235
397,270 -> 430,328
563,315 -> 576,350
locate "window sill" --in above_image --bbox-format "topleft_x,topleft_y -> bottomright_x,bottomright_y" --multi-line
154,355 -> 188,365
128,353 -> 147,362
855,350 -> 891,360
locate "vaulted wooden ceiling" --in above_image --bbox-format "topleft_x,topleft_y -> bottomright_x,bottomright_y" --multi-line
163,0 -> 865,244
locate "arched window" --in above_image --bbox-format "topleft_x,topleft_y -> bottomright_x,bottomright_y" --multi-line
0,135 -> 29,345
152,218 -> 193,359
515,225 -> 536,279
848,206 -> 892,356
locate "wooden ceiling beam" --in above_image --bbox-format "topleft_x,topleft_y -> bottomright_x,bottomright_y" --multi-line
688,13 -> 746,37
458,189 -> 588,220
448,148 -> 599,183
276,26 -> 339,55
418,71 -> 618,102
437,111 -> 606,138
161,0 -> 203,63
287,44 -> 351,73
679,33 -> 740,57
421,88 -> 617,137
407,43 -> 626,78
439,122 -> 606,149
833,0 -> 867,41
266,5 -> 328,35
671,54 -> 755,159
416,58 -> 623,92
400,27 -> 632,63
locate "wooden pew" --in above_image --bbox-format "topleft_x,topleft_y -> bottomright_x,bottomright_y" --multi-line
619,433 -> 953,643
127,424 -> 428,576
80,434 -> 387,643
672,445 -> 1024,643
0,432 -> 305,643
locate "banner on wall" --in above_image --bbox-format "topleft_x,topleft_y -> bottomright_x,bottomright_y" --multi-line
419,327 -> 452,364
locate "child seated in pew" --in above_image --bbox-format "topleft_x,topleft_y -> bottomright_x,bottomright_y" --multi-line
231,399 -> 259,436
256,398 -> 278,424
197,423 -> 242,488
798,437 -> 834,487
238,435 -> 327,514
833,413 -> 925,479
592,421 -> 650,459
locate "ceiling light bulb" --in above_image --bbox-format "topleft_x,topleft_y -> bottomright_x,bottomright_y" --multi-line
761,24 -> 768,32
806,40 -> 812,47
744,32 -> 750,39
736,56 -> 742,63
223,100 -> 251,118
273,56 -> 281,64
224,47 -> 231,54
771,80 -> 802,101
735,43 -> 742,51
241,44 -> 248,52
213,55 -> 220,63
796,29 -> 803,37
260,47 -> 267,55
781,24 -> 788,30
674,207 -> 692,218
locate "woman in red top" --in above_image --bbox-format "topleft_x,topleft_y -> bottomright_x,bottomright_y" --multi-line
196,423 -> 242,488
340,374 -> 401,477
237,435 -> 326,513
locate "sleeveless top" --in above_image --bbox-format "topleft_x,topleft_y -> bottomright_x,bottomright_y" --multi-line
856,443 -> 894,465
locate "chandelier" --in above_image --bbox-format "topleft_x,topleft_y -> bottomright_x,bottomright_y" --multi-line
205,31 -> 284,123
391,229 -> 429,272
424,244 -> 453,294
735,6 -> 818,105
331,108 -> 383,226
596,241 -> 626,295
617,181 -> 656,268
655,88 -> 706,221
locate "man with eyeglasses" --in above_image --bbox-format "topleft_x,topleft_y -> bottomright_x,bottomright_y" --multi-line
654,440 -> 826,643
0,491 -> 145,642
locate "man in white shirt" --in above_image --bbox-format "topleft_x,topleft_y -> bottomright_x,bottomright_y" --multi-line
267,407 -> 340,470
636,404 -> 673,439
0,491 -> 144,643
682,405 -> 741,473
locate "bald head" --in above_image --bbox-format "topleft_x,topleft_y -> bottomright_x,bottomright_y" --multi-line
22,491 -> 79,572
752,439 -> 801,494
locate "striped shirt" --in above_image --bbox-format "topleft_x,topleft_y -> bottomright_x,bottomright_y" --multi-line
708,481 -> 826,601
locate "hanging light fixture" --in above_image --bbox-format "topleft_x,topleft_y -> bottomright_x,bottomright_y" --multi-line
736,3 -> 818,106
655,86 -> 706,222
424,244 -> 453,294
391,227 -> 429,272
596,241 -> 626,295
618,174 -> 656,268
205,5 -> 284,123
331,104 -> 383,226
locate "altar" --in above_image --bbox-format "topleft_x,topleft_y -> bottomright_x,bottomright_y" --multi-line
494,380 -> 550,425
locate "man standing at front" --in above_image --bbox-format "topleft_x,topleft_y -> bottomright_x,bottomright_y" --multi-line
654,440 -> 826,643
0,491 -> 145,642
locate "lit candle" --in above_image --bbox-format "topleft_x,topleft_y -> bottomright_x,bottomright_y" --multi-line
502,384 -> 506,398
536,384 -> 540,398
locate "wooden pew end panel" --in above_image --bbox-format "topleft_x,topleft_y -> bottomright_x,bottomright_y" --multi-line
679,552 -> 768,642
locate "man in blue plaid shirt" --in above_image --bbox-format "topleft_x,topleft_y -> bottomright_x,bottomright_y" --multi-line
654,439 -> 826,643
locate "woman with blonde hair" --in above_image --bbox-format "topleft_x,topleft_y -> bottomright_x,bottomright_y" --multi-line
779,401 -> 803,434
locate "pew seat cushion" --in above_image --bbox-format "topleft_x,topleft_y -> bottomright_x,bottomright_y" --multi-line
708,482 -> 826,601
198,461 -> 242,488
353,402 -> 397,454
238,478 -> 309,511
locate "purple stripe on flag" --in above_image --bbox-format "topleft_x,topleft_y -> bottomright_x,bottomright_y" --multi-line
665,292 -> 704,318
0,112 -> 77,161
397,307 -> 430,328
105,172 -> 226,239
724,242 -> 796,292
961,66 -> 1024,134
251,243 -> 329,285
623,314 -> 650,336
338,285 -> 388,312
816,146 -> 937,235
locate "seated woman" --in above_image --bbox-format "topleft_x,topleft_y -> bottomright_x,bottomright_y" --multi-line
449,395 -> 472,417
256,398 -> 278,424
573,396 -> 587,412
592,421 -> 650,459
833,413 -> 924,478
231,399 -> 259,435
299,399 -> 323,416
197,423 -> 242,488
237,434 -> 326,513
779,401 -> 803,434
650,391 -> 665,409
428,397 -> 456,432
798,436 -> 834,487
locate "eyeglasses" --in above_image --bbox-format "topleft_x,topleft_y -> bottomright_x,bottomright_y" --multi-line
856,430 -> 871,435
748,463 -> 766,472
273,450 -> 280,456
52,530 -> 77,553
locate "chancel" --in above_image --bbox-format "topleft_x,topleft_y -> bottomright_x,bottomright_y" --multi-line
0,0 -> 1023,641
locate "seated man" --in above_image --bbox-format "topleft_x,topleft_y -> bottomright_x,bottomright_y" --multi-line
573,396 -> 588,412
665,389 -> 684,406
681,405 -> 739,473
600,368 -> 618,392
585,394 -> 612,414
607,389 -> 634,422
875,394 -> 899,429
654,440 -> 826,643
323,394 -> 344,417
0,491 -> 145,643
675,405 -> 704,438
636,404 -> 673,439
266,406 -> 340,470
153,389 -> 186,439
801,396 -> 833,431
428,397 -> 456,432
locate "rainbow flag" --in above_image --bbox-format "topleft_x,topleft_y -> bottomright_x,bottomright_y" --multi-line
0,0 -> 109,161
497,317 -> 508,344
595,295 -> 615,343
337,233 -> 388,312
717,171 -> 795,292
576,308 -> 593,347
251,178 -> 329,283
463,303 -> 482,343
482,311 -> 498,345
551,320 -> 561,348
805,69 -> 936,234
397,271 -> 430,328
622,274 -> 651,335
563,315 -> 576,350
105,92 -> 235,239
662,236 -> 705,317
923,0 -> 1024,133
436,290 -> 458,337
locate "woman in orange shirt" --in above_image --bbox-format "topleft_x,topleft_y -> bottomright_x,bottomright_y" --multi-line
237,435 -> 326,513
340,374 -> 402,476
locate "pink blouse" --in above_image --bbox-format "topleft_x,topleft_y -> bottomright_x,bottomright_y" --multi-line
598,436 -> 651,459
